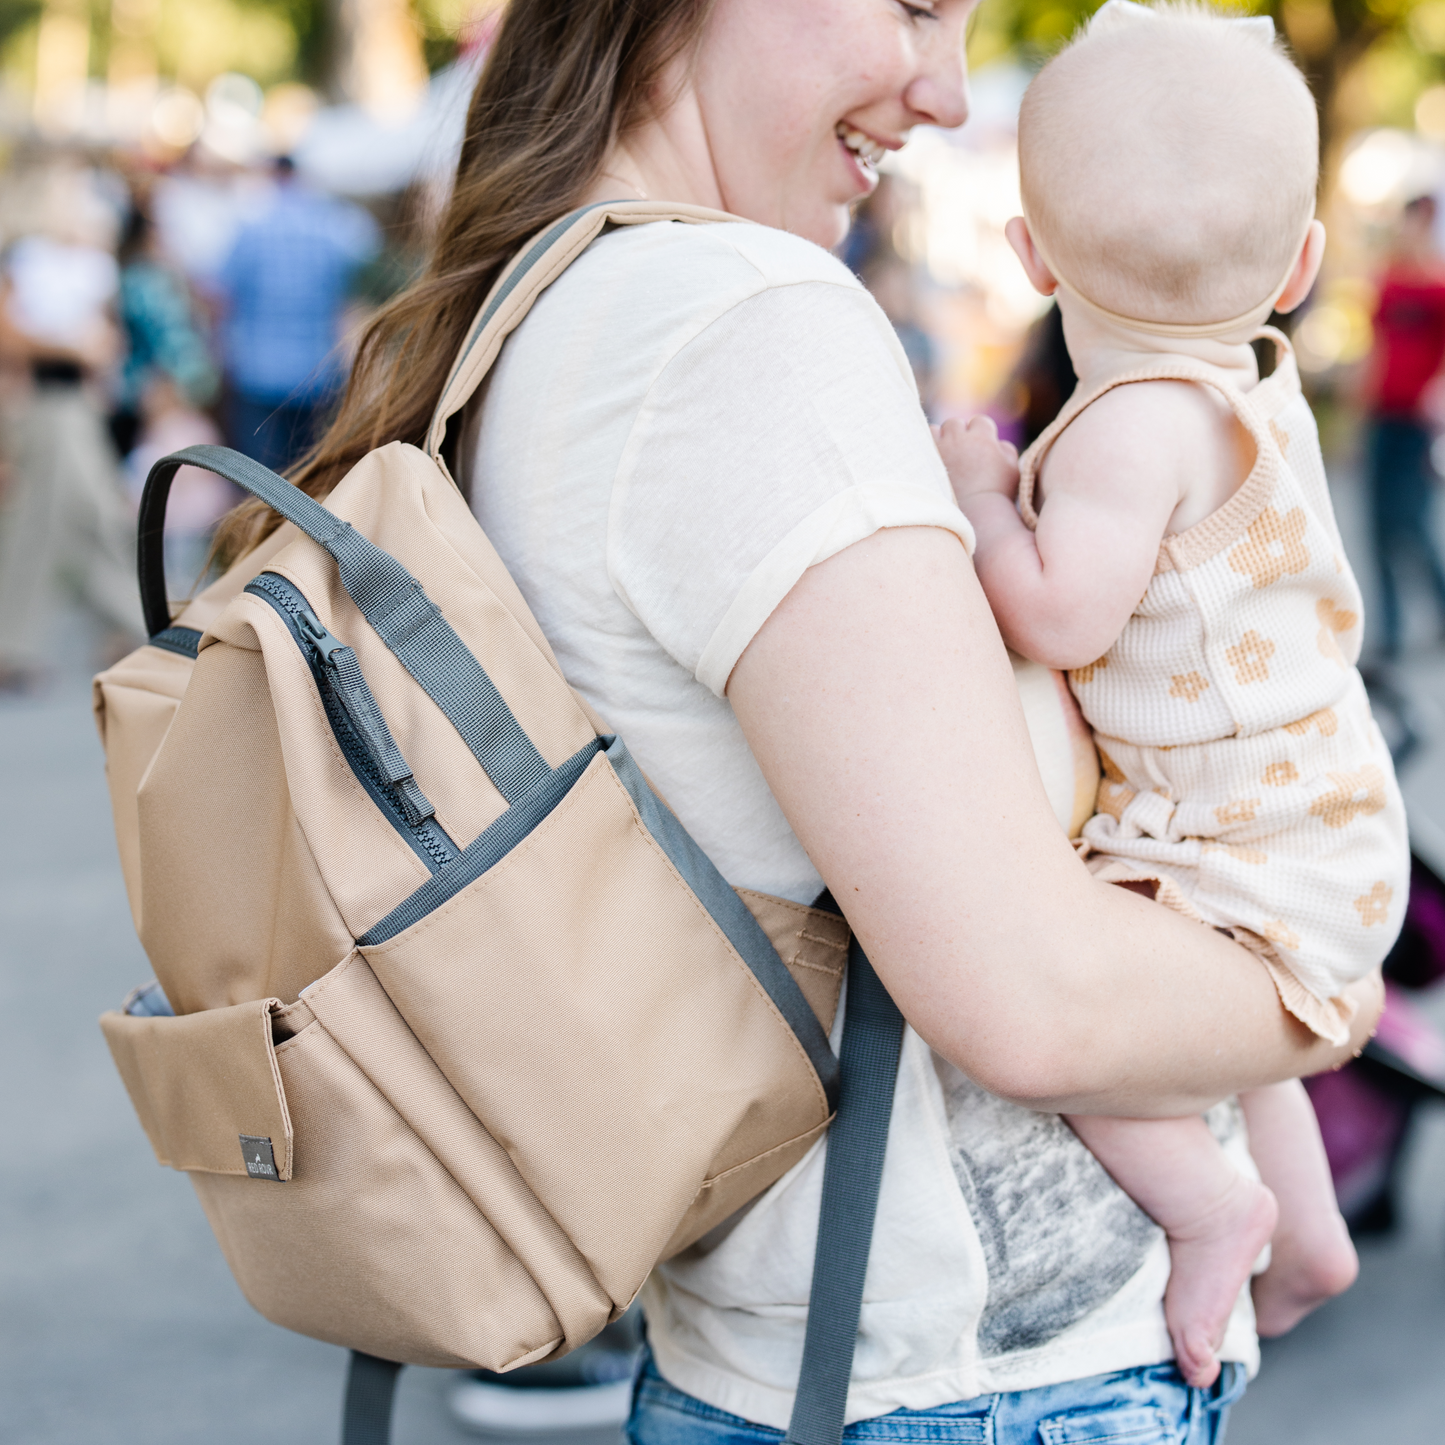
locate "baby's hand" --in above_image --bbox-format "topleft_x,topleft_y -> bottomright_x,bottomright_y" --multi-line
935,415 -> 1020,505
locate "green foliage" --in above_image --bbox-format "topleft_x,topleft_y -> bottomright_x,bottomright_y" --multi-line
419,33 -> 458,71
152,0 -> 298,87
967,0 -> 1095,68
414,0 -> 485,72
969,0 -> 1278,70
970,0 -> 1445,152
252,0 -> 329,84
0,0 -> 41,50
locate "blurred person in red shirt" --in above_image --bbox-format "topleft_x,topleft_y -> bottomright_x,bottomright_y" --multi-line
1366,194 -> 1445,658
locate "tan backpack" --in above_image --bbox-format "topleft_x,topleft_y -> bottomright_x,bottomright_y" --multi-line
95,202 -> 905,1445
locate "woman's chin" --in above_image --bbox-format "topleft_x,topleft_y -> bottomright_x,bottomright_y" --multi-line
821,207 -> 856,251
781,197 -> 858,251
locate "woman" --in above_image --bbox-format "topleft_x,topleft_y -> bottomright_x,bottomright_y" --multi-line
219,1 -> 1380,1439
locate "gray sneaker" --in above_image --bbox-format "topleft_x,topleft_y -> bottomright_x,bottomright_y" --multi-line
448,1315 -> 641,1435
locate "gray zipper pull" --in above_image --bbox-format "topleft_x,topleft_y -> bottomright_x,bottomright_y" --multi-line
297,610 -> 437,828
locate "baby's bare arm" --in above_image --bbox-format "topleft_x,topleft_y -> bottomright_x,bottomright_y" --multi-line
941,385 -> 1213,670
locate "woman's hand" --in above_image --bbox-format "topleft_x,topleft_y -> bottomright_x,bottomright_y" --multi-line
729,525 -> 1375,1116
934,414 -> 1019,503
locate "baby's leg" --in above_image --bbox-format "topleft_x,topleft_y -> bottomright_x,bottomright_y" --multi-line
1239,1080 -> 1357,1335
1067,1113 -> 1277,1389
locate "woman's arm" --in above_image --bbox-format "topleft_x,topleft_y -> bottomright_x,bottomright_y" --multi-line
729,525 -> 1380,1117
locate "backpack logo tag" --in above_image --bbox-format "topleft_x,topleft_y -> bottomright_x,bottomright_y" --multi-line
239,1135 -> 280,1181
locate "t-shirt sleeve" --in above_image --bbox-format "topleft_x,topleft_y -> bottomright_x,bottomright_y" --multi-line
607,279 -> 974,697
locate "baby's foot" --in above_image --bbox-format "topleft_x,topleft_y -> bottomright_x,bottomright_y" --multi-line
1251,1210 -> 1357,1337
1164,1174 -> 1278,1388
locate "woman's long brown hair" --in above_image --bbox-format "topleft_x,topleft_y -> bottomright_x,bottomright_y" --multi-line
213,0 -> 713,564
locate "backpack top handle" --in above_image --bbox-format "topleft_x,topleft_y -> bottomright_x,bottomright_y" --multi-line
137,445 -> 323,640
136,444 -> 558,806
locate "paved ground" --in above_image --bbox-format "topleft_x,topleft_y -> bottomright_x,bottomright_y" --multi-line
1162,459 -> 1445,1444
0,661 -> 509,1444
3,460 -> 1444,1444
1229,1108 -> 1445,1445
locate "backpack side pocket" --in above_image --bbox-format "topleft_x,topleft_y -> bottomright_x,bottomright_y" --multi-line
100,997 -> 293,1180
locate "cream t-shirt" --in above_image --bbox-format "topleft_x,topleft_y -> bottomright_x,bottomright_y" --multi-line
469,218 -> 1259,1428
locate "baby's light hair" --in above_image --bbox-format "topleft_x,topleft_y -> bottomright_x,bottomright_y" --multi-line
1018,2 -> 1319,325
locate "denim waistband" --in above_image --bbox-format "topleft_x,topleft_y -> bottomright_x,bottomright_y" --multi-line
626,1349 -> 1246,1445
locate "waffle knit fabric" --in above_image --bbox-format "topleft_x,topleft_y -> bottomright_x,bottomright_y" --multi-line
1018,330 -> 1409,1044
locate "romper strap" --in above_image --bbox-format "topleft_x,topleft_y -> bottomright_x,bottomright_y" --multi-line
1016,339 -> 1283,576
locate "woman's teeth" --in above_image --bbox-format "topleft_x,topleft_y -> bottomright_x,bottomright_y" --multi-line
837,123 -> 885,170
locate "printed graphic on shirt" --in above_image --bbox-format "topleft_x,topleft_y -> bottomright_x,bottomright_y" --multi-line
937,1066 -> 1159,1356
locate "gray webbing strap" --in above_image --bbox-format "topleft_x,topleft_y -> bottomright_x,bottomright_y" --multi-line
428,205 -> 600,424
424,200 -> 737,461
341,1351 -> 402,1445
358,736 -> 601,946
138,445 -> 549,804
786,927 -> 905,1445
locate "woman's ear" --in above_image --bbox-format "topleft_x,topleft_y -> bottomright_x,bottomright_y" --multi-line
1005,216 -> 1058,297
1273,220 -> 1326,315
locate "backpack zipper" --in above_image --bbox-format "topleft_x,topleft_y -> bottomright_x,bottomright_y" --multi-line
245,572 -> 458,873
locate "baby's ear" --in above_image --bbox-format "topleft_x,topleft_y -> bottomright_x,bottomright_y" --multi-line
1005,217 -> 1058,297
1274,220 -> 1326,315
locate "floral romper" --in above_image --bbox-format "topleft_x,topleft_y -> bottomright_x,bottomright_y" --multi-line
1018,331 -> 1409,1044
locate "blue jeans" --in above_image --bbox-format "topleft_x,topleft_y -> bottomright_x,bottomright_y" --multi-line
1367,414 -> 1445,655
627,1351 -> 1245,1445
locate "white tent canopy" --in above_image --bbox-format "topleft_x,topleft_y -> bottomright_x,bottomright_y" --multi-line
293,57 -> 478,198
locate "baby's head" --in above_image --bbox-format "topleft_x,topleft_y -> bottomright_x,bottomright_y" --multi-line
1017,1 -> 1319,328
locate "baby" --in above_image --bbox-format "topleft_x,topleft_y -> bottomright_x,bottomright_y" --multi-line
938,2 -> 1409,1390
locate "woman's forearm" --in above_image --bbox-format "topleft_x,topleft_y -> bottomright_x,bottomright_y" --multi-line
729,526 -> 1380,1114
923,877 -> 1380,1116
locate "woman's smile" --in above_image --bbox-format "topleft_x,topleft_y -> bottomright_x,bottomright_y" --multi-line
836,122 -> 893,192
668,0 -> 973,246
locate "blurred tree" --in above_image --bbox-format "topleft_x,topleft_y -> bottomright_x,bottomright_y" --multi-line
413,0 -> 496,71
267,0 -> 329,85
1272,0 -> 1421,164
325,0 -> 426,107
1,0 -> 328,89
153,0 -> 300,89
0,0 -> 42,50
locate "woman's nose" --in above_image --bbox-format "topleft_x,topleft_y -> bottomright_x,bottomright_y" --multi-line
904,22 -> 970,130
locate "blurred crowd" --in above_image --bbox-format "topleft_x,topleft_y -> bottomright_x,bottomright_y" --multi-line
8,116 -> 1445,694
0,143 -> 410,693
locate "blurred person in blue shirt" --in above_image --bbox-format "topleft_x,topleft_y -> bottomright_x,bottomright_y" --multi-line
217,157 -> 379,473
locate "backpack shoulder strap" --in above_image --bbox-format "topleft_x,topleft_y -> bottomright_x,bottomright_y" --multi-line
419,201 -> 903,1445
423,200 -> 737,466
342,1352 -> 402,1445
786,926 -> 904,1445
